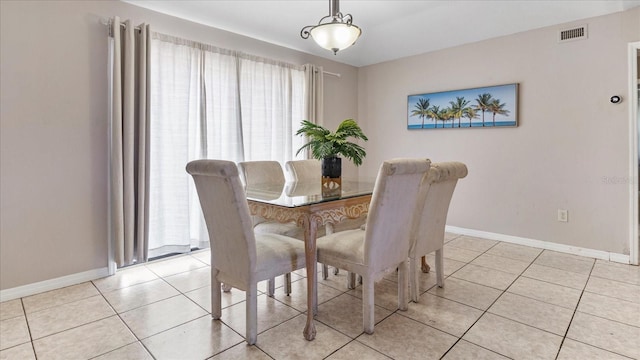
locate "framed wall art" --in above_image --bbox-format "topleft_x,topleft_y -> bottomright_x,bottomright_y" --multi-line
407,83 -> 518,129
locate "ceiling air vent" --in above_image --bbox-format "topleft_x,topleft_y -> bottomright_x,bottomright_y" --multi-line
558,25 -> 588,43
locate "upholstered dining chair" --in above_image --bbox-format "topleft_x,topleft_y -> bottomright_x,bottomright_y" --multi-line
186,159 -> 306,345
285,159 -> 340,279
238,161 -> 303,237
285,159 -> 367,284
284,159 -> 321,182
409,162 -> 468,303
315,158 -> 431,334
237,160 -> 301,295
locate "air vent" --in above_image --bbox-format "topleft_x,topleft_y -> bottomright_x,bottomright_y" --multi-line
558,25 -> 588,43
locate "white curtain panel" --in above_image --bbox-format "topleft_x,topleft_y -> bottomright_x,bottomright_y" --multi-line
239,56 -> 305,162
147,33 -> 306,258
148,35 -> 204,258
109,17 -> 150,267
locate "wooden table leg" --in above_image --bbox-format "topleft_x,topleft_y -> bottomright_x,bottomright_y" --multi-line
303,216 -> 317,341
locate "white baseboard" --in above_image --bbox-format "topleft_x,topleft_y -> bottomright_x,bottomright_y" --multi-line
0,228 -> 632,302
0,267 -> 110,302
446,226 -> 631,264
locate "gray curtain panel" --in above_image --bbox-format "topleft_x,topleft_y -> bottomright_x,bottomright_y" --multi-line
110,17 -> 150,267
304,64 -> 324,127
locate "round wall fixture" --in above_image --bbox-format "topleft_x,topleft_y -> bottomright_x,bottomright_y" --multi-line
610,95 -> 622,104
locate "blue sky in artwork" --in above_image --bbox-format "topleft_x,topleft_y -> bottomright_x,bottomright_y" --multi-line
407,84 -> 517,127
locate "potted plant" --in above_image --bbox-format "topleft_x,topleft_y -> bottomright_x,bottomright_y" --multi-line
295,119 -> 368,179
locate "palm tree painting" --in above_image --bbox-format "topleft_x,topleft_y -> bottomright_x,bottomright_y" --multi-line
407,83 -> 518,130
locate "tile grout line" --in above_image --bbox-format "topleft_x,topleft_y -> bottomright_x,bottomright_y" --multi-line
436,239 -> 512,359
93,281 -> 156,360
20,297 -> 38,360
438,241 -> 559,359
553,258 -> 597,360
547,259 -> 640,360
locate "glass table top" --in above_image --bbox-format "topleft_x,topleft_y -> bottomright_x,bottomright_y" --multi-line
245,178 -> 375,208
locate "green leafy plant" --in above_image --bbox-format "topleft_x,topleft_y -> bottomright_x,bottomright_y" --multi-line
295,119 -> 368,166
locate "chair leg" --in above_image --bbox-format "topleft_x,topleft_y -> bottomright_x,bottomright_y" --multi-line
246,284 -> 258,345
409,256 -> 419,303
347,272 -> 357,289
362,275 -> 375,334
267,278 -> 275,297
284,273 -> 292,295
323,223 -> 335,280
211,270 -> 222,319
435,249 -> 444,288
398,260 -> 408,311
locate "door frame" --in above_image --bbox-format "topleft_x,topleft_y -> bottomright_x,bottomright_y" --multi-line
628,41 -> 639,266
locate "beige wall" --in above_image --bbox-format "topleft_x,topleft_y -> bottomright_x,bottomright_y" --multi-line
358,8 -> 640,255
0,1 -> 358,290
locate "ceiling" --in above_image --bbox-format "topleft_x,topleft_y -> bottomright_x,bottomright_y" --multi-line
124,0 -> 640,67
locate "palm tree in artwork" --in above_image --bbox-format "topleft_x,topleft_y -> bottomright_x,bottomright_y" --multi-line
441,108 -> 455,128
487,99 -> 510,126
474,93 -> 494,127
449,96 -> 470,128
411,98 -> 431,128
428,105 -> 441,128
463,106 -> 479,127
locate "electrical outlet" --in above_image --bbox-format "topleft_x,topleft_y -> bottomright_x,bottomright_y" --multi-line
558,209 -> 568,222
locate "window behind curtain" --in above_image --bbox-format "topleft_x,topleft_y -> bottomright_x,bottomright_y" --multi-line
148,34 -> 306,258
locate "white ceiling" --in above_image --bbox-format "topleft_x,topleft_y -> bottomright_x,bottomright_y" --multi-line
124,0 -> 640,67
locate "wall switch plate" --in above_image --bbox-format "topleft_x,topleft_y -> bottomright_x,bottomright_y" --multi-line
558,209 -> 568,222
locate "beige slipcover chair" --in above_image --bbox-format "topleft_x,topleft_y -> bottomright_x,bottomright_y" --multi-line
285,159 -> 339,279
284,159 -> 321,182
186,159 -> 306,345
237,160 -> 300,295
316,158 -> 431,334
409,162 -> 468,302
285,159 -> 368,285
237,161 -> 303,237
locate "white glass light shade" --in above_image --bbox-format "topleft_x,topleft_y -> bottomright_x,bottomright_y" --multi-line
310,22 -> 361,54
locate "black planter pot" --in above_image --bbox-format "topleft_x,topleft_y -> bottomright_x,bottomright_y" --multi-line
321,157 -> 342,178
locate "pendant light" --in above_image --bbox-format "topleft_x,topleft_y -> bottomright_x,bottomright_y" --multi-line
300,0 -> 362,55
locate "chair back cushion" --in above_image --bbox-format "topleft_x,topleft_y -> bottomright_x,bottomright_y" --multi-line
186,160 -> 256,284
238,161 -> 285,187
412,162 -> 468,255
364,158 -> 431,270
285,159 -> 321,182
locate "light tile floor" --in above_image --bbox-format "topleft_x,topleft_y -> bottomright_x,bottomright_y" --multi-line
1,234 -> 639,359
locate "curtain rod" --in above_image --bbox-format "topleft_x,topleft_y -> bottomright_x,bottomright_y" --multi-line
323,71 -> 341,78
102,17 -> 340,79
314,68 -> 341,78
101,18 -> 142,35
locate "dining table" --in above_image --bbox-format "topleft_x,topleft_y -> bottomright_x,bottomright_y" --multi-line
245,178 -> 375,341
